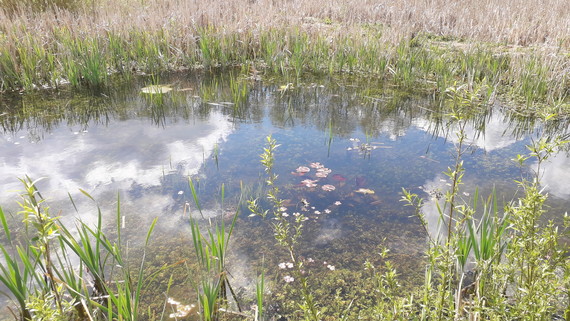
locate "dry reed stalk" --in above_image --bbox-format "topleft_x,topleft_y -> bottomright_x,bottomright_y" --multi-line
1,0 -> 569,47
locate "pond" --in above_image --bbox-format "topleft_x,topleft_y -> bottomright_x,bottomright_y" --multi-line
1,72 -> 569,318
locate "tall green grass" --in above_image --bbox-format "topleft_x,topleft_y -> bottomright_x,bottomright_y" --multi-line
0,22 -> 568,116
0,179 -> 159,320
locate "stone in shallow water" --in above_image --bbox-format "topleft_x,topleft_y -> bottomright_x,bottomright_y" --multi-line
354,188 -> 375,195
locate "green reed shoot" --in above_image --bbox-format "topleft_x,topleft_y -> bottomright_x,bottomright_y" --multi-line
103,215 -> 158,321
255,260 -> 265,321
188,180 -> 241,319
198,28 -> 215,68
52,241 -> 94,319
80,39 -> 107,88
56,208 -> 109,299
0,178 -> 167,320
466,190 -> 509,265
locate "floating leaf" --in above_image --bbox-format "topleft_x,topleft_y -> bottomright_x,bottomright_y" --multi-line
332,174 -> 346,182
322,184 -> 336,191
296,166 -> 310,173
141,85 -> 173,94
310,162 -> 324,169
301,179 -> 318,188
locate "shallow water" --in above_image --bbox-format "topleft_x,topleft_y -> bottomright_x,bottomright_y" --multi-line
1,72 -> 569,316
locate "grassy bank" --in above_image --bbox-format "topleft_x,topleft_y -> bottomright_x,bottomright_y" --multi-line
0,0 -> 569,115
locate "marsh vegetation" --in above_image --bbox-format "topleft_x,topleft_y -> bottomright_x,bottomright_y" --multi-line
0,0 -> 569,114
1,0 -> 570,320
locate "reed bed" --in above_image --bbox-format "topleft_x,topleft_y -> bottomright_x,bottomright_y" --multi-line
2,0 -> 569,46
0,0 -> 569,114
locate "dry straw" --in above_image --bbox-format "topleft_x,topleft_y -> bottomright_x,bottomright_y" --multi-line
1,0 -> 569,46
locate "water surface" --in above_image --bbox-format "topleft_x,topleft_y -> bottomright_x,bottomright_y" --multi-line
1,72 -> 569,315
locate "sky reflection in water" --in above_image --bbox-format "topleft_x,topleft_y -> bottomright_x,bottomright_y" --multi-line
0,73 -> 569,288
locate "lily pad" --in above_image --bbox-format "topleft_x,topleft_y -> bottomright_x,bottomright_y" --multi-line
141,85 -> 173,94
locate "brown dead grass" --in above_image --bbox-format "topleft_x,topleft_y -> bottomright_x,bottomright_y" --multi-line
1,0 -> 569,48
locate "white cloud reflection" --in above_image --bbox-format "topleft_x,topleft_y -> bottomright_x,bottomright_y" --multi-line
413,110 -> 521,152
0,111 -> 234,225
539,152 -> 570,199
418,174 -> 450,241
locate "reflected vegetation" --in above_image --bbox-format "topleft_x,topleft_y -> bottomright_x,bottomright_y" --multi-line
2,72 -> 569,145
1,71 -> 570,318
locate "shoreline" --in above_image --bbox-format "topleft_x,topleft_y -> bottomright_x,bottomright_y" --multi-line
0,0 -> 569,116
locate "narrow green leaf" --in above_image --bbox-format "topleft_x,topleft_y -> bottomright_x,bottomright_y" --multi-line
79,188 -> 96,202
189,178 -> 203,218
68,192 -> 79,213
0,206 -> 11,242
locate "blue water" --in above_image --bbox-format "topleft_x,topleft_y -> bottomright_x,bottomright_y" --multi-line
1,72 -> 569,315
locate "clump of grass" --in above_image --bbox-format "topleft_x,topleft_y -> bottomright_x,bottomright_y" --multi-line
0,179 -> 159,321
187,180 -> 243,320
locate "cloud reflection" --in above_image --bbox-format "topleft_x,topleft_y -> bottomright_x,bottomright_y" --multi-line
539,152 -> 570,199
418,174 -> 449,241
413,110 -> 521,152
0,111 -> 233,223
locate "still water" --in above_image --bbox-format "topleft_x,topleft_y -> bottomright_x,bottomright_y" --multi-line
1,72 -> 569,314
